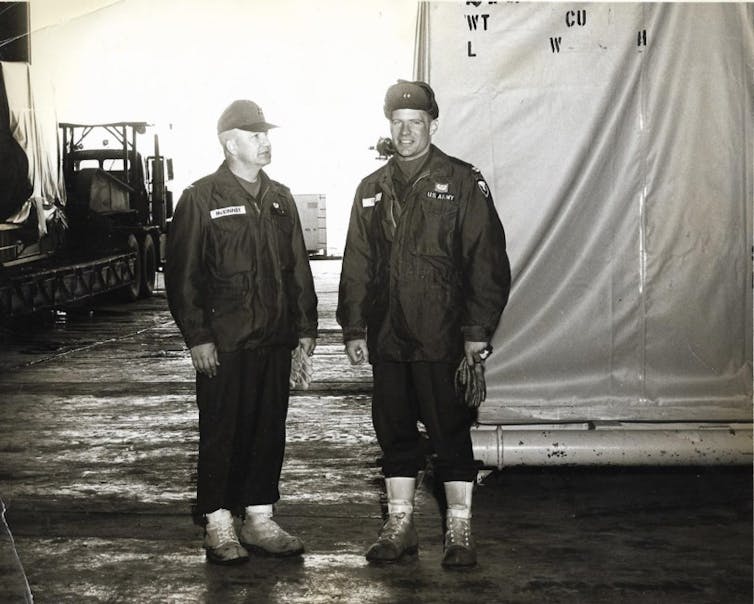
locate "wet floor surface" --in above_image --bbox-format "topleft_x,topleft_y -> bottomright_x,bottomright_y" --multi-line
0,261 -> 751,603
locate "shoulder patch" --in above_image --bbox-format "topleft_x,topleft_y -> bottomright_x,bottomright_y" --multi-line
472,167 -> 491,198
477,179 -> 490,198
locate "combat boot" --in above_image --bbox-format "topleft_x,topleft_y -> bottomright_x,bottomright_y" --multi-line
442,481 -> 477,568
203,508 -> 249,565
239,504 -> 305,557
366,477 -> 419,562
442,515 -> 477,567
366,511 -> 419,562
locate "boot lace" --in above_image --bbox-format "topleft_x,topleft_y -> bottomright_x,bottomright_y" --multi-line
380,512 -> 409,541
211,520 -> 239,545
261,518 -> 293,539
447,517 -> 471,548
243,516 -> 300,548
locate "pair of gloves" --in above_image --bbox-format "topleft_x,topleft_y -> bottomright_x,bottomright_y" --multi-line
289,345 -> 314,390
454,346 -> 492,408
292,341 -> 487,404
454,358 -> 487,408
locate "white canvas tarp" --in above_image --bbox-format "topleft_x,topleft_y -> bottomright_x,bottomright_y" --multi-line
417,3 -> 753,423
1,60 -> 65,233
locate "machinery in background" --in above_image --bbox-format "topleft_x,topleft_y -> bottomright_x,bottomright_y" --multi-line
0,61 -> 174,317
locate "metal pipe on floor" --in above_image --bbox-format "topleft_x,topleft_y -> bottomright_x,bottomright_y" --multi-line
471,424 -> 753,468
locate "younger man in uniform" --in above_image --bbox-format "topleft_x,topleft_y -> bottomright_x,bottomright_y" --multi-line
337,81 -> 511,567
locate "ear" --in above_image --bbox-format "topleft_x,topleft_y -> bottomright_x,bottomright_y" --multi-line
223,135 -> 237,156
429,119 -> 439,136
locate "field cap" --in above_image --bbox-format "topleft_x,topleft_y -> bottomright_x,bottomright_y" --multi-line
383,80 -> 439,119
217,100 -> 277,134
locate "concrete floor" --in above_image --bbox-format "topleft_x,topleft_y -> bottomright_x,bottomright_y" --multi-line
0,260 -> 751,603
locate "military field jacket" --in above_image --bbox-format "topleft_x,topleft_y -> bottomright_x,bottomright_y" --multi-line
165,162 -> 317,353
337,145 -> 510,363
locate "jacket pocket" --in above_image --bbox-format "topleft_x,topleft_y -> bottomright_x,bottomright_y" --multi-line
209,285 -> 249,351
272,213 -> 295,270
397,278 -> 462,360
209,214 -> 254,275
414,197 -> 457,257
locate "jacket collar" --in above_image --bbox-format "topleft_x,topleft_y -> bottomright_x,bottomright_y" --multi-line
380,144 -> 452,188
212,161 -> 279,199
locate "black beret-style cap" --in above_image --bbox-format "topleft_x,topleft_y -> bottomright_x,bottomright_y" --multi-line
383,80 -> 439,119
217,100 -> 278,134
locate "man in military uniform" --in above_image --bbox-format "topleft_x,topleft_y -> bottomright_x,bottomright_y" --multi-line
337,80 -> 511,567
166,100 -> 318,565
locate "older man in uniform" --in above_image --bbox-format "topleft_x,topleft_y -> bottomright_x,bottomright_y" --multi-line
166,100 -> 318,565
337,80 -> 511,567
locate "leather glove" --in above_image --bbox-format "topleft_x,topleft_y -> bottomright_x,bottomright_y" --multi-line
454,357 -> 487,408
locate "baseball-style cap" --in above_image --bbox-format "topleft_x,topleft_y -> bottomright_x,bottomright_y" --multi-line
217,100 -> 278,133
383,80 -> 439,119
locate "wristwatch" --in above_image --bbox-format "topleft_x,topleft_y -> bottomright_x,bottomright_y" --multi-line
478,344 -> 493,361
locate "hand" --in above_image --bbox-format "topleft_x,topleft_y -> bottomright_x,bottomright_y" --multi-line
299,337 -> 317,357
190,342 -> 220,378
464,341 -> 489,366
345,338 -> 369,365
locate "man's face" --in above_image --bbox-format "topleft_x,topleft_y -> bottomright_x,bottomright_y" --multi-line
230,129 -> 272,168
389,109 -> 437,161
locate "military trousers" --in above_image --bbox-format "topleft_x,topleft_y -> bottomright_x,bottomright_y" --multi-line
372,361 -> 478,483
195,346 -> 291,515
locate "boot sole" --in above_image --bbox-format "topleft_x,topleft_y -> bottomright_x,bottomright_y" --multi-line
240,542 -> 305,558
441,551 -> 477,569
205,551 -> 249,566
365,545 -> 419,564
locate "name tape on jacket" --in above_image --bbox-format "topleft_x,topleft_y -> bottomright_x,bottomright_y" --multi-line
210,206 -> 247,219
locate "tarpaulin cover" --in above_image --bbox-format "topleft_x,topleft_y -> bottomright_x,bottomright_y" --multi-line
416,3 -> 753,423
0,61 -> 65,234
